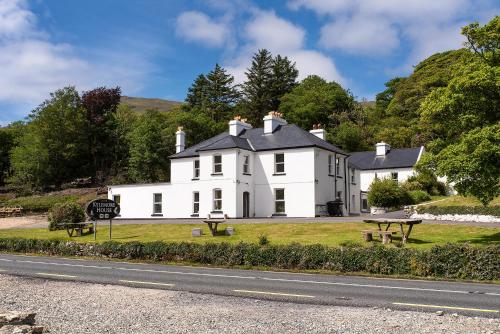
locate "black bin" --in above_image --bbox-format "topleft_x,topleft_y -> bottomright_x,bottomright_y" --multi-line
327,199 -> 344,216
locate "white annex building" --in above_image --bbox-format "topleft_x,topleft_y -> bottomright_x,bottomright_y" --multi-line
349,143 -> 425,212
109,112 -> 361,219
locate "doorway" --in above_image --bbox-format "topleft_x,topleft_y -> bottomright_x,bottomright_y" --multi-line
243,192 -> 250,218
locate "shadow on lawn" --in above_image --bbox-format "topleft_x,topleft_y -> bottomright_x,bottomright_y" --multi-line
458,232 -> 500,245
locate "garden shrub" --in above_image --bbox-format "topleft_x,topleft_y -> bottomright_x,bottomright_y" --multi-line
0,238 -> 497,280
368,178 -> 412,207
408,190 -> 431,204
416,205 -> 500,217
48,202 -> 85,231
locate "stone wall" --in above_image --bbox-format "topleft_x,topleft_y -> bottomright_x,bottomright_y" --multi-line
0,310 -> 45,334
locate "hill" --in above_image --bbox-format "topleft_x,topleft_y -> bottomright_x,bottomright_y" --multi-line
120,96 -> 182,113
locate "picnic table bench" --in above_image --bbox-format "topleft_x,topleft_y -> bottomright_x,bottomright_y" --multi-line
203,213 -> 229,236
63,222 -> 94,237
363,218 -> 422,244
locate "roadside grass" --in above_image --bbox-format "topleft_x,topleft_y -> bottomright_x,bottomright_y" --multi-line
428,195 -> 500,207
0,222 -> 497,249
2,191 -> 104,213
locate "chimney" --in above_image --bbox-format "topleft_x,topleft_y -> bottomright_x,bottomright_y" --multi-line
376,142 -> 390,156
176,126 -> 185,153
263,111 -> 287,134
309,124 -> 326,140
229,116 -> 252,136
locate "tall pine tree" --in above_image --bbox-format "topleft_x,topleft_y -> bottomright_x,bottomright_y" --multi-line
241,49 -> 274,126
270,55 -> 298,111
185,64 -> 239,122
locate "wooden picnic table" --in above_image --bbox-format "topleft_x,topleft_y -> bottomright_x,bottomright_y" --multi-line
363,218 -> 422,244
64,222 -> 94,237
203,219 -> 226,236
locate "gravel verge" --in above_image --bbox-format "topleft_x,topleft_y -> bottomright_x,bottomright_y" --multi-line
0,274 -> 498,334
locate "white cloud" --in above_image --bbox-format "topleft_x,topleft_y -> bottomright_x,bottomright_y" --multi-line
176,11 -> 229,47
289,0 -> 475,67
0,0 -> 152,121
320,15 -> 399,55
244,10 -> 305,52
225,10 -> 345,85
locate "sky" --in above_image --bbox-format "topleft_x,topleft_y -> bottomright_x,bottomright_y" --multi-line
0,0 -> 497,125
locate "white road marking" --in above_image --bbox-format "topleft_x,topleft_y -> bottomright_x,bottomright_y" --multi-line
0,259 -> 13,262
234,289 -> 315,298
393,302 -> 499,313
119,280 -> 175,287
36,273 -> 77,278
3,257 -> 499,297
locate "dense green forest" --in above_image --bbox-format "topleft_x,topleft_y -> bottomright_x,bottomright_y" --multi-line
0,17 -> 498,204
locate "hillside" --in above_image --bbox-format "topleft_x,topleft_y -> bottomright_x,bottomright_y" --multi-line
120,96 -> 182,113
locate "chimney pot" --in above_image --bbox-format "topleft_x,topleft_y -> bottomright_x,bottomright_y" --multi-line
176,127 -> 185,153
263,111 -> 287,134
229,117 -> 252,136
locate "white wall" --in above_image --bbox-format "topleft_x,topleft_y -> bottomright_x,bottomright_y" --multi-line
359,167 -> 415,192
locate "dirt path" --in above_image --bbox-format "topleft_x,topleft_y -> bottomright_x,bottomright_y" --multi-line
0,215 -> 48,229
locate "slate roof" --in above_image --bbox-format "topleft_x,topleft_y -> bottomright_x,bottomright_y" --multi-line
349,147 -> 422,170
170,124 -> 347,159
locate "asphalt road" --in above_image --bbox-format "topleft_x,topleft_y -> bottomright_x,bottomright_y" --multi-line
0,253 -> 498,318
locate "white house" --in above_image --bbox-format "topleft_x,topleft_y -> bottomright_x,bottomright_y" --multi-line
108,112 -> 361,219
349,142 -> 425,212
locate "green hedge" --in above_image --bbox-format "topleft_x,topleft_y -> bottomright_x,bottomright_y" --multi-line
417,205 -> 500,217
0,238 -> 497,280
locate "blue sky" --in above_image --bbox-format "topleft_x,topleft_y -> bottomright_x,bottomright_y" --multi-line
0,0 -> 497,125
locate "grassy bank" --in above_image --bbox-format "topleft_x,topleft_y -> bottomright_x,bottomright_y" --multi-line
429,195 -> 500,207
0,223 -> 498,249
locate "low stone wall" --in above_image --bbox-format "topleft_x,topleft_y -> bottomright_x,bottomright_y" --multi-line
0,310 -> 45,334
411,213 -> 500,223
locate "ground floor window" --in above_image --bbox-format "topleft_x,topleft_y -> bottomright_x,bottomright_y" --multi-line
352,195 -> 355,210
274,188 -> 285,214
213,189 -> 222,211
193,192 -> 199,214
362,198 -> 368,211
153,193 -> 162,214
112,194 -> 120,205
337,191 -> 343,200
391,172 -> 398,182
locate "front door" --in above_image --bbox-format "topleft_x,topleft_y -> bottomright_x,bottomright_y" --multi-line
243,192 -> 250,218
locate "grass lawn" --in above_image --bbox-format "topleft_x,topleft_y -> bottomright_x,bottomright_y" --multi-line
428,195 -> 500,207
0,223 -> 498,249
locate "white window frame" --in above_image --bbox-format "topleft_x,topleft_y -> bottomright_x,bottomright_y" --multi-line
193,191 -> 199,214
213,155 -> 222,174
274,188 -> 285,214
243,155 -> 250,174
274,153 -> 285,174
351,168 -> 356,183
213,189 -> 222,211
153,193 -> 162,214
328,155 -> 334,175
193,159 -> 200,179
336,157 -> 341,175
391,172 -> 398,182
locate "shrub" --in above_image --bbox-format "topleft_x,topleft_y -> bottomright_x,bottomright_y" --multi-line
368,178 -> 412,207
0,238 -> 497,280
405,172 -> 447,196
416,205 -> 500,217
258,234 -> 270,246
409,190 -> 431,204
48,202 -> 85,231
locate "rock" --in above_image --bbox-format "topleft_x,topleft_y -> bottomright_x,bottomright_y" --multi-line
452,313 -> 459,317
435,311 -> 444,316
0,311 -> 36,327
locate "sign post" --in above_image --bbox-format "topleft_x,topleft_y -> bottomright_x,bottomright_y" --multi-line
86,199 -> 120,241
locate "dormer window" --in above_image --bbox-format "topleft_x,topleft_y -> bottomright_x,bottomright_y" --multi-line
193,159 -> 200,179
213,155 -> 222,174
274,153 -> 285,174
243,155 -> 250,174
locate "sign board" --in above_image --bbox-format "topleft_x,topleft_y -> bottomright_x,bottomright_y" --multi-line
86,199 -> 120,220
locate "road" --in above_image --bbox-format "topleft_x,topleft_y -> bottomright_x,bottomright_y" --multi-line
0,253 -> 498,318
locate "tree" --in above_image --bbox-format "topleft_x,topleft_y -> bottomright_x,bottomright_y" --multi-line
241,49 -> 274,126
279,75 -> 355,131
81,86 -> 122,181
462,16 -> 499,66
418,60 -> 499,152
186,74 -> 210,108
128,110 -> 171,183
332,122 -> 367,152
269,55 -> 298,111
0,128 -> 14,185
110,104 -> 138,177
11,87 -> 88,189
421,124 -> 500,206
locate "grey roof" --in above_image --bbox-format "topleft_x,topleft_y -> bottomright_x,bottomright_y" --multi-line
170,124 -> 346,159
349,147 -> 422,170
